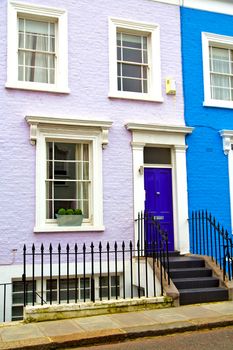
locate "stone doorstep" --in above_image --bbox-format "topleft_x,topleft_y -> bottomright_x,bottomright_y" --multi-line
24,296 -> 173,323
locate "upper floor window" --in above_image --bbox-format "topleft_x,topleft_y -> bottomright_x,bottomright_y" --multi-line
209,46 -> 233,101
202,32 -> 233,108
109,18 -> 163,102
117,32 -> 148,93
6,1 -> 69,93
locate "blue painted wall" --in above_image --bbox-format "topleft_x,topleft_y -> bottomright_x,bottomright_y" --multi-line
181,7 -> 233,231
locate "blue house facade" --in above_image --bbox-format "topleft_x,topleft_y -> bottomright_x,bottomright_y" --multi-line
181,1 -> 233,235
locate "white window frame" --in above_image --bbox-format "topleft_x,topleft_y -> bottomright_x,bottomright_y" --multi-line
26,116 -> 113,232
202,32 -> 233,109
6,1 -> 69,93
109,17 -> 163,102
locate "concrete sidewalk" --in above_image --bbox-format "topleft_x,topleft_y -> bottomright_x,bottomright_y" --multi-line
1,301 -> 233,350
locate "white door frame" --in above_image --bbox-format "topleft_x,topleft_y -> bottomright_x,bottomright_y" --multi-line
126,122 -> 193,254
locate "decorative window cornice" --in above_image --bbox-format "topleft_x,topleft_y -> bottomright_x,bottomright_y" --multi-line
25,116 -> 113,148
126,122 -> 193,135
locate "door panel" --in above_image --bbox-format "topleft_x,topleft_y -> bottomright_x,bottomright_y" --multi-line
144,168 -> 174,251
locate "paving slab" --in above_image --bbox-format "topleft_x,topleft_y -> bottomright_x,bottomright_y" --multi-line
74,315 -> 120,331
107,311 -> 155,327
37,318 -> 84,337
1,323 -> 44,341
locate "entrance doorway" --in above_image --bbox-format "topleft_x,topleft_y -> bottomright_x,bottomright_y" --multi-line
144,167 -> 174,251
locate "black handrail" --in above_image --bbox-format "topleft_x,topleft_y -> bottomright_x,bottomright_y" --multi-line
135,211 -> 170,286
189,210 -> 233,281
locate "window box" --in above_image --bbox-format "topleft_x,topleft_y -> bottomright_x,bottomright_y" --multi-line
56,214 -> 84,226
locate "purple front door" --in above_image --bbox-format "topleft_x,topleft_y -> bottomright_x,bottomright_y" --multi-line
144,168 -> 174,251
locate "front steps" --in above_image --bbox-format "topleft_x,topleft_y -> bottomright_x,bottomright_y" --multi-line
168,255 -> 229,305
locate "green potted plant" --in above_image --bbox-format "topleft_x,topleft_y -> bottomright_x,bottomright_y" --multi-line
56,208 -> 83,226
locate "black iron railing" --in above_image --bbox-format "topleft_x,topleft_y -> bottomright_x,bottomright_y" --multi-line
135,211 -> 170,288
189,210 -> 233,281
22,239 -> 166,307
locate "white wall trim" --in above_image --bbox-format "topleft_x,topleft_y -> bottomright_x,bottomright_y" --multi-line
128,122 -> 193,254
220,130 -> 233,234
149,1 -> 233,16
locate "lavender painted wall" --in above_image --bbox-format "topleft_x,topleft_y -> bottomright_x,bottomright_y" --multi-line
0,0 -> 184,264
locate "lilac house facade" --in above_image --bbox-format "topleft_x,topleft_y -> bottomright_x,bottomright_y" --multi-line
0,0 -> 191,321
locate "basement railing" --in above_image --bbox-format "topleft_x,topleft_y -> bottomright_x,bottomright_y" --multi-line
189,210 -> 233,281
22,237 -> 169,309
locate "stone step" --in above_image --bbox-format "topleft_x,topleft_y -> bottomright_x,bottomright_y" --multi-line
168,256 -> 205,269
173,276 -> 219,289
170,267 -> 212,279
179,287 -> 229,305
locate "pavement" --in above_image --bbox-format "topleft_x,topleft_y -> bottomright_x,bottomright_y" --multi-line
1,301 -> 233,350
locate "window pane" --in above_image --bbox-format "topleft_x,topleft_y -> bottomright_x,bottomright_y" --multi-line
83,162 -> 89,180
144,147 -> 171,164
117,32 -> 121,45
54,181 -> 76,199
54,162 -> 77,180
211,47 -> 230,74
123,48 -> 142,63
83,144 -> 89,161
25,66 -> 49,83
24,52 -> 49,68
80,289 -> 90,300
18,51 -> 24,65
54,143 -> 76,161
143,50 -> 148,64
122,34 -> 142,49
49,69 -> 55,84
25,19 -> 49,35
117,47 -> 121,60
80,278 -> 90,288
18,66 -> 24,81
143,80 -> 148,93
122,78 -> 142,92
211,74 -> 229,88
118,77 -> 121,90
143,36 -> 147,49
46,279 -> 57,302
12,306 -> 24,321
121,64 -> 141,78
212,87 -> 231,100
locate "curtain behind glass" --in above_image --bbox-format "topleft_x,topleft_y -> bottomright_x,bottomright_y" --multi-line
210,46 -> 232,100
18,18 -> 55,84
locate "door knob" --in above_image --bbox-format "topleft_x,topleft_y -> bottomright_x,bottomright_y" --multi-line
156,192 -> 160,195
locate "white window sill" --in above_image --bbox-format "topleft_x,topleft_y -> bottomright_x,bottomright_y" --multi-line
34,225 -> 105,233
5,81 -> 70,94
108,91 -> 163,103
203,99 -> 233,109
